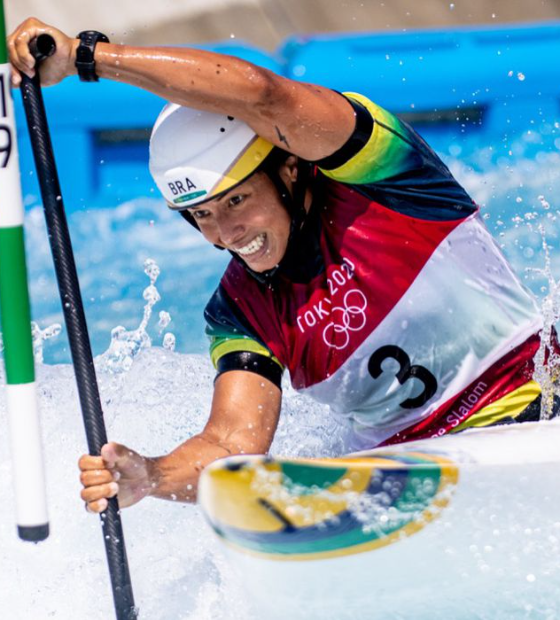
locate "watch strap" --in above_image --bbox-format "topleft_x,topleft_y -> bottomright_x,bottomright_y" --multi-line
75,31 -> 110,82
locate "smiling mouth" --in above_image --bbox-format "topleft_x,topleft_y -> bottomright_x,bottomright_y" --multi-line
234,233 -> 266,257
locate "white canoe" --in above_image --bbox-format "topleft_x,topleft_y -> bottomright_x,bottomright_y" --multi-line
199,420 -> 560,619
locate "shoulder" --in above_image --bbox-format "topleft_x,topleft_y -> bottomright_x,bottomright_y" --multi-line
313,92 -> 476,221
315,92 -> 426,185
204,273 -> 284,388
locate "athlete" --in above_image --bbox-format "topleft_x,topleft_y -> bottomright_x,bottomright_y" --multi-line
8,18 -> 548,514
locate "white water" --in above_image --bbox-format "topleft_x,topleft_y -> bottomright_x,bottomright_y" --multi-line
0,352 -> 350,619
2,132 -> 560,617
0,271 -> 347,618
1,252 -> 558,618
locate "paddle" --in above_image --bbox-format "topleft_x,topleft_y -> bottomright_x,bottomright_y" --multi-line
20,33 -> 138,620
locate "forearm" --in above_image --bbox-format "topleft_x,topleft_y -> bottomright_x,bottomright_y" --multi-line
9,18 -> 356,159
92,43 -> 354,159
95,43 -> 276,120
147,432 -> 241,503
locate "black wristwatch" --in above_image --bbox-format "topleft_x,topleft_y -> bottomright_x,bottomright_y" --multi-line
75,31 -> 110,82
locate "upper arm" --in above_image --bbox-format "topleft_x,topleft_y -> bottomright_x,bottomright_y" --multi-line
205,282 -> 285,389
203,371 -> 281,455
243,73 -> 358,162
247,83 -> 419,183
202,282 -> 283,455
317,93 -> 422,185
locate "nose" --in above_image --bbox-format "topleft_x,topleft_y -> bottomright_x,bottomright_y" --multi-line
215,210 -> 245,247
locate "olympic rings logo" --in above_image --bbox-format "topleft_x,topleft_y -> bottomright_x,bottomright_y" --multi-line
322,289 -> 368,350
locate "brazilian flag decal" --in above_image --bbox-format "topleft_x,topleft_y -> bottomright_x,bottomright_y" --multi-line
173,190 -> 208,204
200,451 -> 459,561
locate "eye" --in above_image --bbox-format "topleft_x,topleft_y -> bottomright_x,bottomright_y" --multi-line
191,209 -> 210,220
228,194 -> 245,207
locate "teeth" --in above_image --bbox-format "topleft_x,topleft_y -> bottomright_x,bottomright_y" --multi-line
236,233 -> 266,256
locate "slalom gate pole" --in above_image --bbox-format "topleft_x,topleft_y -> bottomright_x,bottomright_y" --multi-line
0,1 -> 49,542
19,34 -> 138,620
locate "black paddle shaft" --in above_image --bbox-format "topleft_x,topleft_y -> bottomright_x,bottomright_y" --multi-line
20,35 -> 138,620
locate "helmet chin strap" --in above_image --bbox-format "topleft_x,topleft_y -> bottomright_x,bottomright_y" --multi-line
179,155 -> 313,286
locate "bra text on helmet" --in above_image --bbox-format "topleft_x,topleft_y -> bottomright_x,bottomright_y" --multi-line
168,177 -> 197,196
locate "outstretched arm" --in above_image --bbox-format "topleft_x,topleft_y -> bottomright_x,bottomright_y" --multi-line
79,370 -> 281,511
8,18 -> 357,161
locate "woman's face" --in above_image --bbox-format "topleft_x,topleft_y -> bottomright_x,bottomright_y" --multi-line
188,167 -> 294,273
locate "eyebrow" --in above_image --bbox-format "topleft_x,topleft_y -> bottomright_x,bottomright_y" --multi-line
171,185 -> 244,214
214,186 -> 240,205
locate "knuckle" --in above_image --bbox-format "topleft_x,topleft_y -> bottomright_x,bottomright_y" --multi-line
88,501 -> 100,513
92,499 -> 107,512
80,471 -> 95,485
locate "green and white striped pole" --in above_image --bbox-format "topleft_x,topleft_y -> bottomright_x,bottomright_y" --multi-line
0,2 -> 49,542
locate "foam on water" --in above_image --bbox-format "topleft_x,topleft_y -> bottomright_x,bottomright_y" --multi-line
0,348 -> 348,619
0,263 -> 348,619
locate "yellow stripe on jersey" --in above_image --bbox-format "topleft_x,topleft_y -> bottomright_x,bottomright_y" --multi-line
319,92 -> 415,186
210,336 -> 284,371
450,380 -> 541,432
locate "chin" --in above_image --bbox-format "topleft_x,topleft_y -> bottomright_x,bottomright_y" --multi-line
246,259 -> 279,273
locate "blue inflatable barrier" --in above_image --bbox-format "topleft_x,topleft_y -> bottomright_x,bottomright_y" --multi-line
281,23 -> 560,147
13,24 -> 560,209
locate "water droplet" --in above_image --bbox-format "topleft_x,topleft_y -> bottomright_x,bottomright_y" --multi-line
162,333 -> 176,351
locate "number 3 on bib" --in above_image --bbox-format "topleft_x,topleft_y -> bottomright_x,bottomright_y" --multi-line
368,345 -> 438,409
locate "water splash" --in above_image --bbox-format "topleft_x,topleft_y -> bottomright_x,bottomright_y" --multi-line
97,258 -> 176,373
158,311 -> 172,334
530,225 -> 560,419
31,322 -> 62,364
163,333 -> 176,351
0,321 -> 61,364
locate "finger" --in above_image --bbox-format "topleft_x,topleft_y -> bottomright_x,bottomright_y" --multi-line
10,66 -> 22,88
7,38 -> 26,80
86,498 -> 108,514
80,481 -> 119,504
80,469 -> 115,487
78,454 -> 107,471
101,442 -> 137,469
13,31 -> 36,77
100,442 -> 120,468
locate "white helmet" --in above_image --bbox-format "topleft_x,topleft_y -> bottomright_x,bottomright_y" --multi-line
149,103 -> 275,209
